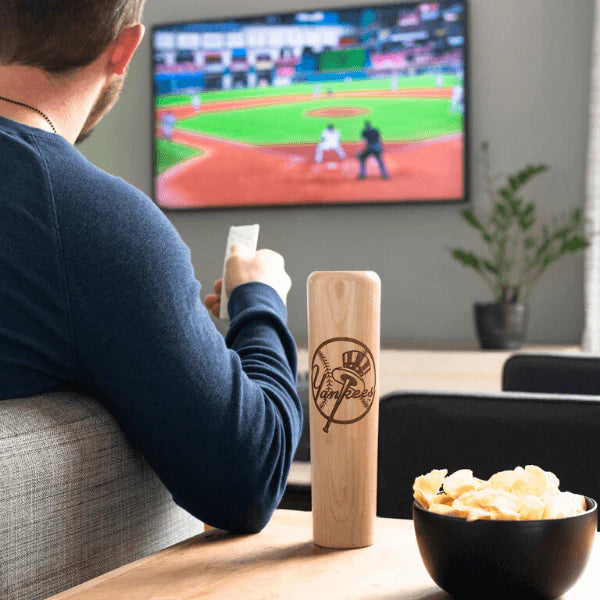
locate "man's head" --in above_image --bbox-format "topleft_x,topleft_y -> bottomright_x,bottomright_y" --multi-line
0,0 -> 146,142
327,123 -> 335,131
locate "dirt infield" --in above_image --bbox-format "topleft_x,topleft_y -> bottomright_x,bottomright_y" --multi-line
156,88 -> 453,121
156,130 -> 464,208
305,107 -> 369,118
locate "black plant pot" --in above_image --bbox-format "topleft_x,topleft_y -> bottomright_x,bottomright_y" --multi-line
474,302 -> 528,350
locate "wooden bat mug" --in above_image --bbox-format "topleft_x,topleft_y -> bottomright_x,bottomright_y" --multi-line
307,271 -> 381,549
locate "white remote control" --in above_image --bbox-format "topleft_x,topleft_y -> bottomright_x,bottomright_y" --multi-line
220,224 -> 260,321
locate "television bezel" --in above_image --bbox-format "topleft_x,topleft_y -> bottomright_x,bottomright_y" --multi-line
151,0 -> 469,211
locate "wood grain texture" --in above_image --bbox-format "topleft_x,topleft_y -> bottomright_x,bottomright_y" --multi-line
46,510 -> 600,600
307,271 -> 381,549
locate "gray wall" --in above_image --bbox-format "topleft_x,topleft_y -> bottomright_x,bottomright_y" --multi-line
80,0 -> 595,343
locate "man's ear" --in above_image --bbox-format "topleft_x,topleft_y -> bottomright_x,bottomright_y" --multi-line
108,23 -> 145,75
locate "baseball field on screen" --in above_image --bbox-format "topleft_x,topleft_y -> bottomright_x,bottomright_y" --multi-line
154,75 -> 465,208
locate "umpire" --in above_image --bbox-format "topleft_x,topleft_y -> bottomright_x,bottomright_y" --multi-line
357,120 -> 389,180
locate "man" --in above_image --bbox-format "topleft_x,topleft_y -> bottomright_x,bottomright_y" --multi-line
314,123 -> 346,164
160,110 -> 177,140
0,1 -> 302,534
450,81 -> 464,114
357,120 -> 389,180
191,92 -> 202,112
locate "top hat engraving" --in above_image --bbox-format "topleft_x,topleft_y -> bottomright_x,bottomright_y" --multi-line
342,350 -> 371,378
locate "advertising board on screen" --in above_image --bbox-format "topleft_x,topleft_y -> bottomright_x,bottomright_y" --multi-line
152,1 -> 467,209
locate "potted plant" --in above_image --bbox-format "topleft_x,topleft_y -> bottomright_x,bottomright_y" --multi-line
450,142 -> 589,349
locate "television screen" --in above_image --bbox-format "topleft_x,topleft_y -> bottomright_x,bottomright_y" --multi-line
152,1 -> 467,209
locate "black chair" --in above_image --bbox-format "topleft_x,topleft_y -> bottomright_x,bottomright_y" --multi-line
503,353 -> 600,395
377,389 -> 600,525
283,354 -> 600,521
278,373 -> 312,511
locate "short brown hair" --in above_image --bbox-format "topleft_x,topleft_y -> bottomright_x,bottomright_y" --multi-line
0,0 -> 146,73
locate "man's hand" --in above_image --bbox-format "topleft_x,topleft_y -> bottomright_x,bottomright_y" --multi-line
204,245 -> 291,317
204,279 -> 223,318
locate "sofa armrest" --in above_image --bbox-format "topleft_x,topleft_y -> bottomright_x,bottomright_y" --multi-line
502,353 -> 600,395
378,389 -> 600,522
0,391 -> 203,600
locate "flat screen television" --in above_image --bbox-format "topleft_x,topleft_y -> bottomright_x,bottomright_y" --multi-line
152,1 -> 467,209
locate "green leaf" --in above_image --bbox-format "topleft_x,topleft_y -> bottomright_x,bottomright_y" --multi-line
515,164 -> 549,188
570,207 -> 583,225
495,203 -> 509,219
461,209 -> 493,243
462,209 -> 482,230
499,189 -> 513,203
518,205 -> 535,231
450,249 -> 483,272
561,236 -> 589,253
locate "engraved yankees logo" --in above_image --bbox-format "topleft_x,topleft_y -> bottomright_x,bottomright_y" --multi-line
311,337 -> 377,433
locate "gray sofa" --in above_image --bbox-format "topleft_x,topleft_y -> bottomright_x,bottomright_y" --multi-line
0,391 -> 203,600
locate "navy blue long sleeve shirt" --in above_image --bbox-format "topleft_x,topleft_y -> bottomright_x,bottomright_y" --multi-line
0,115 -> 302,533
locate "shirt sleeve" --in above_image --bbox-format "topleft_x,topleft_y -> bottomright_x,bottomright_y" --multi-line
56,181 -> 303,533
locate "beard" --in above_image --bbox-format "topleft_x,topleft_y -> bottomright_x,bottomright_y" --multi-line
75,76 -> 124,145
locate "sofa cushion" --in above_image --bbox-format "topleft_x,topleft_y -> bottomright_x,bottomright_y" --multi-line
0,391 -> 203,600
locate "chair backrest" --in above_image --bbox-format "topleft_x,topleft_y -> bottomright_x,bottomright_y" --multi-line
377,390 -> 600,525
503,353 -> 600,395
294,372 -> 310,461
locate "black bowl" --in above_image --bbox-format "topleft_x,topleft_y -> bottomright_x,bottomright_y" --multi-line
413,498 -> 597,599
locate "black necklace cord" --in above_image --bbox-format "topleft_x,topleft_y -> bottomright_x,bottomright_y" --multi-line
0,95 -> 57,133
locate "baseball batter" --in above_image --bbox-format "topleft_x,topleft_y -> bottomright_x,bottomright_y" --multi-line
314,124 -> 346,164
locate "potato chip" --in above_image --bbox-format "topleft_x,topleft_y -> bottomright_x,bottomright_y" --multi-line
512,465 -> 548,497
428,503 -> 461,517
517,495 -> 546,521
413,466 -> 587,521
544,470 -> 560,494
465,507 -> 494,522
443,469 -> 476,498
488,469 -> 518,492
543,492 -> 587,520
476,489 -> 520,519
430,493 -> 454,506
488,508 -> 520,521
413,469 -> 447,508
452,490 -> 487,518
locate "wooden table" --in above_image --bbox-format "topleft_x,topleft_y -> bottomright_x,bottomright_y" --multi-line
298,345 -> 580,394
48,510 -> 598,599
289,345 -> 580,493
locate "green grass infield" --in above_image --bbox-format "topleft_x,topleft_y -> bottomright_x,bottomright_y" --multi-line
176,96 -> 463,145
154,138 -> 204,174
